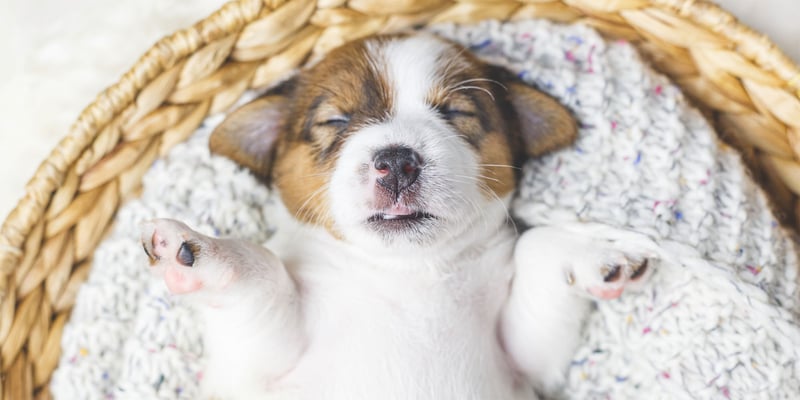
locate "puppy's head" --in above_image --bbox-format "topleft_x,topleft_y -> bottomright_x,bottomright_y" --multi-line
211,34 -> 576,249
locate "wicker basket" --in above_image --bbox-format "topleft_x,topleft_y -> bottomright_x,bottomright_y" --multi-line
2,0 -> 800,398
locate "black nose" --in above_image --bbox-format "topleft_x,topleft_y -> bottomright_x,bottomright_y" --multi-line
373,146 -> 422,196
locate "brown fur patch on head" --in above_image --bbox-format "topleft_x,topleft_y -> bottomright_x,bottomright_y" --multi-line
209,95 -> 287,182
426,46 -> 521,199
271,37 -> 395,229
488,65 -> 578,159
476,133 -> 517,198
283,38 -> 394,146
212,34 -> 577,231
272,143 -> 334,229
425,42 -> 577,199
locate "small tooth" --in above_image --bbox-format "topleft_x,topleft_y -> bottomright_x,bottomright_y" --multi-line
383,214 -> 398,220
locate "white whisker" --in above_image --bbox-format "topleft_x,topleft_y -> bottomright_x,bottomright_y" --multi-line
454,78 -> 507,91
451,85 -> 495,101
294,183 -> 329,224
477,164 -> 520,171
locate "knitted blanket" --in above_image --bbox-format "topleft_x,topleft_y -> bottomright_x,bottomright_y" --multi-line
51,20 -> 800,399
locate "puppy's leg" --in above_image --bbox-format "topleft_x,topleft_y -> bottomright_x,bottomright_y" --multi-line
141,218 -> 304,398
500,223 -> 661,394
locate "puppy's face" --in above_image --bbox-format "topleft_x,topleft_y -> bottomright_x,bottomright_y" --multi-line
210,34 -> 576,248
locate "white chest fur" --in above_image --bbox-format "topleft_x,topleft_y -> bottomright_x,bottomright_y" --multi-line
261,209 -> 530,399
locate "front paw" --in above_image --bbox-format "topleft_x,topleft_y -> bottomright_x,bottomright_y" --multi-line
568,253 -> 652,300
563,227 -> 660,301
140,219 -> 234,295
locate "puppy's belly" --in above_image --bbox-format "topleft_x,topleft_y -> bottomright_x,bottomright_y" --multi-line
269,265 -> 530,399
277,318 -> 531,399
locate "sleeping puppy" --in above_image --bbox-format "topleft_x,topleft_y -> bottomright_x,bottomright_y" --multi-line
140,33 -> 662,399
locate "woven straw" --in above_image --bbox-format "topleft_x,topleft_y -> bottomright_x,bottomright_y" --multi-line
2,0 -> 800,398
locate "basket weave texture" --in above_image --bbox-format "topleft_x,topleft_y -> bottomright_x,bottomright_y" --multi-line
1,0 -> 799,398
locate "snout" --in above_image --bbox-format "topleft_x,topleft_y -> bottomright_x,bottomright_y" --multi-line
373,146 -> 422,198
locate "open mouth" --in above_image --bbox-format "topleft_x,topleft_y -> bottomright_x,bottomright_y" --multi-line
367,211 -> 435,223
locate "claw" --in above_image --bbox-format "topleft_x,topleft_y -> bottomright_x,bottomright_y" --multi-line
630,259 -> 648,281
565,271 -> 576,286
602,264 -> 622,282
140,220 -> 160,264
177,242 -> 196,267
142,242 -> 155,261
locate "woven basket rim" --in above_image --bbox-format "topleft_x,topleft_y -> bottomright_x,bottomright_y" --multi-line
2,1 -> 799,271
0,0 -> 800,272
0,0 -> 266,271
3,0 -> 798,271
3,0 -> 800,397
653,0 -> 800,86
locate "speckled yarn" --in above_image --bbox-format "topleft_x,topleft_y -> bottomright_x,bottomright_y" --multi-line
51,20 -> 800,400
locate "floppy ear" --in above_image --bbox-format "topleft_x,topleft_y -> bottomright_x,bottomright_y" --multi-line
209,94 -> 289,181
502,74 -> 578,158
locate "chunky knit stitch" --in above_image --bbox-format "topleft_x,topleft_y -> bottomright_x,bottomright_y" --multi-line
51,20 -> 800,399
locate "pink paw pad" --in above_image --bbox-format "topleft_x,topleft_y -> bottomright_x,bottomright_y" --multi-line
583,259 -> 650,300
588,286 -> 625,300
164,267 -> 204,294
140,219 -> 206,295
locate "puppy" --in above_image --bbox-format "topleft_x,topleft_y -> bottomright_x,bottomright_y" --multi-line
140,33 -> 662,399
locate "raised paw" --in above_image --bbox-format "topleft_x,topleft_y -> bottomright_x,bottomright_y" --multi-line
568,254 -> 652,300
140,219 -> 234,295
561,226 -> 660,301
514,224 -> 662,302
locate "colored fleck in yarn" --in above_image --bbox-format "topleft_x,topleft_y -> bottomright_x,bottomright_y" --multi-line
51,20 -> 800,399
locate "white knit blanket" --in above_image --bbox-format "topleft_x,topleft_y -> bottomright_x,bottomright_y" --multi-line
51,20 -> 800,399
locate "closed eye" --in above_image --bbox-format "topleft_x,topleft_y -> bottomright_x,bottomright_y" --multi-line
437,106 -> 477,120
316,115 -> 351,127
444,109 -> 476,119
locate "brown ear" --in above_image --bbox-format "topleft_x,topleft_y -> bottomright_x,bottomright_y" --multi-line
505,79 -> 578,158
209,95 -> 289,181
